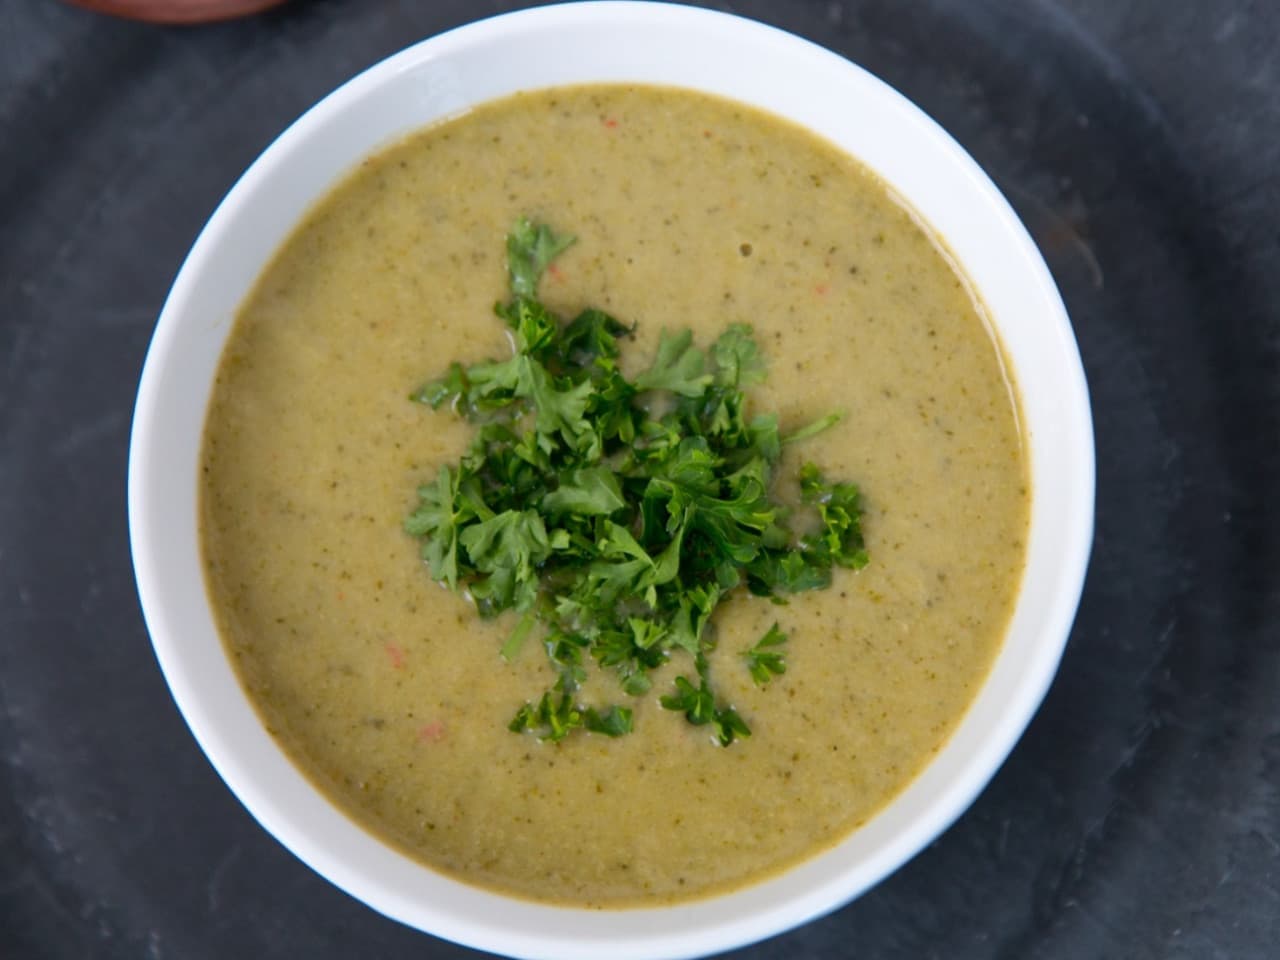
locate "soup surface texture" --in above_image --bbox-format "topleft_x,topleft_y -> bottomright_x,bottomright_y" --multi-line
201,84 -> 1028,907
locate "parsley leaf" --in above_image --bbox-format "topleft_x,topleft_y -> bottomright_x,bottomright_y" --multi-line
509,691 -> 581,742
634,329 -> 713,397
404,465 -> 488,591
507,217 -> 575,299
659,656 -> 753,746
800,463 -> 869,569
744,621 -> 788,685
660,674 -> 716,725
560,308 -> 633,365
457,509 -> 550,614
711,323 -> 767,388
584,705 -> 634,737
542,466 -> 626,516
712,706 -> 751,747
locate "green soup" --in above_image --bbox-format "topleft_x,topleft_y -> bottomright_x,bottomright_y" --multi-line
200,84 -> 1028,906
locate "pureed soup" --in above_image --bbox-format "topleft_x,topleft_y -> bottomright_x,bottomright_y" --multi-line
200,85 -> 1028,906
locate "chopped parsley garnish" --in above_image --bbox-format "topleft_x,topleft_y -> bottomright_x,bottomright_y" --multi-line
744,622 -> 788,686
406,218 -> 868,745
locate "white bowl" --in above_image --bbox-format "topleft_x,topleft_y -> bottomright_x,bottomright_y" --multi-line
128,3 -> 1094,958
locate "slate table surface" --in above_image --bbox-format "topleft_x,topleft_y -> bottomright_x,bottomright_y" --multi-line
2,1 -> 1278,958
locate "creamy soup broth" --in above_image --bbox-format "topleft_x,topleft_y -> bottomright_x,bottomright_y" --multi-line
200,85 -> 1028,906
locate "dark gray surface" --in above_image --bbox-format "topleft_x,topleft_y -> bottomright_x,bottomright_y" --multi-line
2,1 -> 1277,957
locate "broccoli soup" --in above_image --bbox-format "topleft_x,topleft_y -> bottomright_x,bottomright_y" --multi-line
200,85 -> 1028,906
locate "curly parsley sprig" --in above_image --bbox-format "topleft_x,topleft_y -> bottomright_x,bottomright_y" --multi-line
406,218 -> 867,745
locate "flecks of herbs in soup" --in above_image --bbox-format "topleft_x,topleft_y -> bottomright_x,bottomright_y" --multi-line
200,85 -> 1029,907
